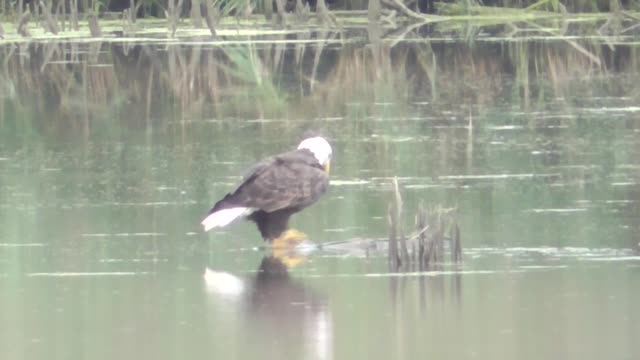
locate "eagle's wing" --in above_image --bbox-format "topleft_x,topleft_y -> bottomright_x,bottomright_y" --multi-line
233,151 -> 329,213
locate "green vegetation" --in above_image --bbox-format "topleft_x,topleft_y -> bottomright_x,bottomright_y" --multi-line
0,0 -> 638,42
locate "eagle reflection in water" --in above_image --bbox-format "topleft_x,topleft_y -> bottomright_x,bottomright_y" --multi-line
204,256 -> 333,360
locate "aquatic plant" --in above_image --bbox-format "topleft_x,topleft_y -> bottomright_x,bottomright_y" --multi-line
388,177 -> 462,271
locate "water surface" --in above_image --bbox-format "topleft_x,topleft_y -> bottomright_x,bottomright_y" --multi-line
1,34 -> 639,360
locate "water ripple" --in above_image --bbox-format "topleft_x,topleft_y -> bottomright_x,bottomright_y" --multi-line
27,271 -> 152,277
81,232 -> 166,238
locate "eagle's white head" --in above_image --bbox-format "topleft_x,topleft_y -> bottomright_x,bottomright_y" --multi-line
298,137 -> 332,174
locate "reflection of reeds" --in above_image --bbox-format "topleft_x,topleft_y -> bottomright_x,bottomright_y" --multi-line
1,36 -> 637,128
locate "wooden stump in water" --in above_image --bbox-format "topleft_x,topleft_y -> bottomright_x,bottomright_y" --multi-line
388,179 -> 463,271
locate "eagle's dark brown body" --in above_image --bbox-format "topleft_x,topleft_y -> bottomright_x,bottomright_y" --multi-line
205,148 -> 329,241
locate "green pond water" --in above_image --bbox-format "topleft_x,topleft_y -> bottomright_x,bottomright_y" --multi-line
0,34 -> 639,360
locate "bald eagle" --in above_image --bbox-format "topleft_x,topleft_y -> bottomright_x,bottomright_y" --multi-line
201,137 -> 332,242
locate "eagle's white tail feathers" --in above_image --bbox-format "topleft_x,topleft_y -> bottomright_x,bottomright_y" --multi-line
201,207 -> 251,231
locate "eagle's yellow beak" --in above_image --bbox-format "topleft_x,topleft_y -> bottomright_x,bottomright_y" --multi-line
324,160 -> 331,175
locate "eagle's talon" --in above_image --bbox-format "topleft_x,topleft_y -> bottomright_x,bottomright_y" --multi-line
271,229 -> 309,268
272,229 -> 308,248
